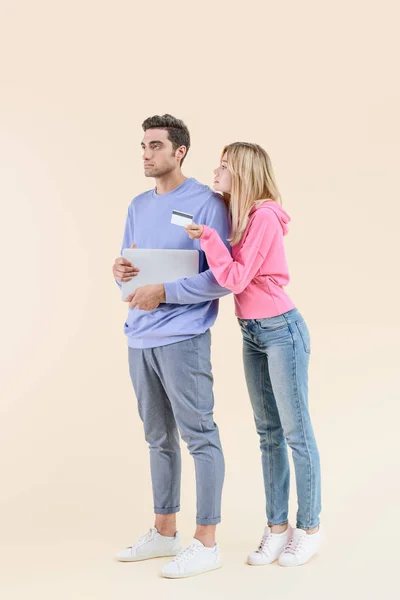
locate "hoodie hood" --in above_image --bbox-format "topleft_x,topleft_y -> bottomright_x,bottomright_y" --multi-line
250,201 -> 291,235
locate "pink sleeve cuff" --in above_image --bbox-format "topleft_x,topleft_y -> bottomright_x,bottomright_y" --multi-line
200,225 -> 214,242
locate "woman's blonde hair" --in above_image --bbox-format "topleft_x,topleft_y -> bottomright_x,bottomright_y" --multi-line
221,142 -> 282,245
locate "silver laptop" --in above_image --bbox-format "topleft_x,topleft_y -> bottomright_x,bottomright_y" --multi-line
121,248 -> 200,300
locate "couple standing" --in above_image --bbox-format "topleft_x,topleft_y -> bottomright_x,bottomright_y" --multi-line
112,114 -> 321,578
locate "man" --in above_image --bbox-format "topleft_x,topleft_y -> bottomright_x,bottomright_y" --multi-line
113,114 -> 231,578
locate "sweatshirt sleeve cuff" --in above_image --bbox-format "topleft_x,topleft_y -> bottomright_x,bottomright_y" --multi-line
164,280 -> 179,304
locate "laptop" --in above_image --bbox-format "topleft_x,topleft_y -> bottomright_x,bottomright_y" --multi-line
121,248 -> 200,300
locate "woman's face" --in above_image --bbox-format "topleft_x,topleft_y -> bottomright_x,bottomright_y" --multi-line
213,154 -> 232,194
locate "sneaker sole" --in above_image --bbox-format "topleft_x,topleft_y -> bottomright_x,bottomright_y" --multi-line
279,551 -> 320,567
161,563 -> 222,579
117,551 -> 180,563
247,557 -> 278,566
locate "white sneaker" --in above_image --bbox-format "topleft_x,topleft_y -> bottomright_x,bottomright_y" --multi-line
116,527 -> 181,562
279,526 -> 321,567
247,525 -> 293,565
161,538 -> 221,579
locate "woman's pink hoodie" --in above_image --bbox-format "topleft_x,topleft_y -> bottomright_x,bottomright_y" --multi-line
200,201 -> 295,319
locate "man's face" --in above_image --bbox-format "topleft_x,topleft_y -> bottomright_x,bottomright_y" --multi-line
141,129 -> 182,178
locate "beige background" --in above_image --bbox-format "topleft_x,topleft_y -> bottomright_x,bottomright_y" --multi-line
1,1 -> 399,598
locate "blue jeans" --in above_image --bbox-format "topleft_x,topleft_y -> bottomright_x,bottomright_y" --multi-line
239,308 -> 321,530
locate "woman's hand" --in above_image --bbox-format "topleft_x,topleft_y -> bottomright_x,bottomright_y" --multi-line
124,284 -> 166,310
185,222 -> 204,239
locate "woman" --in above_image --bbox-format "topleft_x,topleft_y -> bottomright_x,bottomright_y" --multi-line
185,143 -> 322,567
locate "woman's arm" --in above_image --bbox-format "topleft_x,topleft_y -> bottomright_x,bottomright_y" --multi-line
198,212 -> 278,294
163,194 -> 232,304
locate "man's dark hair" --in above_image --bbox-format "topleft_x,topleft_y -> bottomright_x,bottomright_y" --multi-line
142,114 -> 191,166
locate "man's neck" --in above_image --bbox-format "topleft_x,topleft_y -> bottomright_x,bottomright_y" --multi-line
154,171 -> 187,195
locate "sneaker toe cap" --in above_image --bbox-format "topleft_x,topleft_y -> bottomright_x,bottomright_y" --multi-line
116,547 -> 135,561
279,553 -> 298,567
161,561 -> 181,577
247,551 -> 271,565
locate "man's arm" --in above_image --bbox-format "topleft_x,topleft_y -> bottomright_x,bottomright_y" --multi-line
113,203 -> 138,288
164,195 -> 232,305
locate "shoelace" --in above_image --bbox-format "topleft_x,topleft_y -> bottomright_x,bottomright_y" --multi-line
258,532 -> 273,555
284,534 -> 304,555
173,543 -> 201,566
133,529 -> 153,547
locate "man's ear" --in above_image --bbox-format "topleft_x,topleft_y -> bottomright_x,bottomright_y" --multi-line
176,145 -> 187,162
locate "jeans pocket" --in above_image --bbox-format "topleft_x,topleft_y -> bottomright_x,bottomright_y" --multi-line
296,320 -> 311,353
258,315 -> 287,331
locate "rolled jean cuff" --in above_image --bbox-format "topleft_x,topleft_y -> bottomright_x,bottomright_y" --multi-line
196,516 -> 221,525
154,505 -> 180,515
296,521 -> 320,530
267,520 -> 289,527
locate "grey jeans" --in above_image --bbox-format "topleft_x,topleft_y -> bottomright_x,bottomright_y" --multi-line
128,329 -> 224,525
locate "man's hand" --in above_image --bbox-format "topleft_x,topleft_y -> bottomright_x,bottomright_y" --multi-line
113,243 -> 140,282
125,284 -> 166,311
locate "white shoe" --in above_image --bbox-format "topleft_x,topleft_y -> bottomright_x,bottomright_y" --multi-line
116,527 -> 181,562
247,525 -> 293,565
161,538 -> 221,579
279,526 -> 322,567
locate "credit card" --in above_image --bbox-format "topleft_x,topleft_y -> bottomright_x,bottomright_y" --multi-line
171,209 -> 193,227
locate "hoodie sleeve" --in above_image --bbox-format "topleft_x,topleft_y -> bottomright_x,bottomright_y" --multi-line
199,211 -> 278,294
163,195 -> 232,304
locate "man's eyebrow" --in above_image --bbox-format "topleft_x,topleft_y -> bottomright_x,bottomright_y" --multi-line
141,140 -> 164,146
